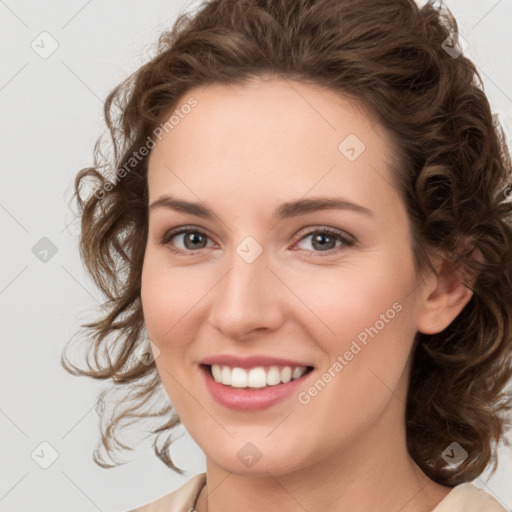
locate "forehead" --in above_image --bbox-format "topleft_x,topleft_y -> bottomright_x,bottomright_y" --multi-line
146,78 -> 404,224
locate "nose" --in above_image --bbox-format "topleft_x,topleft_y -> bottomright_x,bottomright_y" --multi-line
207,250 -> 285,341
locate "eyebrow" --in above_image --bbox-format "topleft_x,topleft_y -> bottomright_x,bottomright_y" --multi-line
149,195 -> 374,223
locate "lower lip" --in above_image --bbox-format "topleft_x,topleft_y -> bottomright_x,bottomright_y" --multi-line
200,365 -> 313,411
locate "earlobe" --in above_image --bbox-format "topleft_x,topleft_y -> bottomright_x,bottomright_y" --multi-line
416,255 -> 476,336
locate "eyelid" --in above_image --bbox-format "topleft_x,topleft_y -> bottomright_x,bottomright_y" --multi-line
159,224 -> 356,255
291,225 -> 356,256
158,225 -> 217,250
293,225 -> 356,245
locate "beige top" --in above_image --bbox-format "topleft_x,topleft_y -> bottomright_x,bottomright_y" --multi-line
129,472 -> 508,512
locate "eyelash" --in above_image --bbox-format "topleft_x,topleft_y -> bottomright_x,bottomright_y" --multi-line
159,225 -> 356,257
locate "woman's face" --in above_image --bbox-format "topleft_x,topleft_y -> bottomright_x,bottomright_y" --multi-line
141,78 -> 428,475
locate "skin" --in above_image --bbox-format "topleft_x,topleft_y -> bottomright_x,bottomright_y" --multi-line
140,77 -> 474,512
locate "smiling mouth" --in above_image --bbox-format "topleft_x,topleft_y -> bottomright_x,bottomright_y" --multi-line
202,363 -> 314,389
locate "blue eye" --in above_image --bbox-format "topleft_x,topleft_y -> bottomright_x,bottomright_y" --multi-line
160,226 -> 355,256
160,228 -> 213,253
295,228 -> 355,254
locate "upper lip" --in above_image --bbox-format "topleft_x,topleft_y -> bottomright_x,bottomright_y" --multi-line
200,355 -> 314,369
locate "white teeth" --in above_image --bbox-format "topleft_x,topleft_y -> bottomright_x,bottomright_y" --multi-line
281,366 -> 292,383
266,366 -> 281,386
231,367 -> 248,388
292,366 -> 305,380
247,367 -> 267,388
210,364 -> 309,388
221,366 -> 231,386
211,364 -> 222,382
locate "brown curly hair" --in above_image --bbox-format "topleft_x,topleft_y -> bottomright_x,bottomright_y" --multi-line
61,0 -> 512,486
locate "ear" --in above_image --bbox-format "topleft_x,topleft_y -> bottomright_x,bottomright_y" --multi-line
416,242 -> 483,335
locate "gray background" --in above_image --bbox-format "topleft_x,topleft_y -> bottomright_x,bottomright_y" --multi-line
1,0 -> 511,510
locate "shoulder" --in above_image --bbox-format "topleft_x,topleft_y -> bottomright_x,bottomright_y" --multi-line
128,472 -> 207,512
126,475 -> 508,512
432,482 -> 508,512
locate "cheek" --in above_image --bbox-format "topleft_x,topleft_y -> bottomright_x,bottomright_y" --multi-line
287,253 -> 418,401
287,256 -> 414,343
140,255 -> 205,407
289,265 -> 416,443
140,252 -> 203,348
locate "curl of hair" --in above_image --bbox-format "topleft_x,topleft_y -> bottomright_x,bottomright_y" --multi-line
62,0 -> 512,484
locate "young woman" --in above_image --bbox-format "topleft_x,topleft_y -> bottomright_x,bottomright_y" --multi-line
62,0 -> 512,510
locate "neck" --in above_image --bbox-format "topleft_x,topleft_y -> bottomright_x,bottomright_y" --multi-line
194,411 -> 451,512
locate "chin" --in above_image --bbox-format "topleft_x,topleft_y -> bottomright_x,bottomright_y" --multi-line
202,437 -> 311,477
